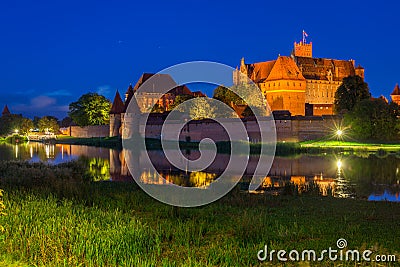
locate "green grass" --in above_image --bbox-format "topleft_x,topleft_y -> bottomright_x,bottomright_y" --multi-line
301,139 -> 400,152
55,135 -> 122,149
0,161 -> 399,266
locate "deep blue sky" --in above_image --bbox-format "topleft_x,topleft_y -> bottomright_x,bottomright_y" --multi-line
1,0 -> 399,119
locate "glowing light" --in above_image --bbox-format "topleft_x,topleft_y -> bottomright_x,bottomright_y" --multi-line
337,159 -> 342,169
336,129 -> 343,137
14,129 -> 19,134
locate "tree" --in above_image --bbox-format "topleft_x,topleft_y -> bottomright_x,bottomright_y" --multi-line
213,84 -> 268,117
17,118 -> 34,135
69,93 -> 111,126
151,104 -> 165,113
334,75 -> 370,113
60,116 -> 73,127
344,98 -> 400,141
189,97 -> 216,120
38,116 -> 60,133
0,114 -> 33,136
168,94 -> 195,111
213,85 -> 242,106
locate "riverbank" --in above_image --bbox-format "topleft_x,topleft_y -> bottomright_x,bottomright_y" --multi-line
55,135 -> 122,149
0,161 -> 399,266
300,140 -> 400,152
53,135 -> 400,155
0,135 -> 28,144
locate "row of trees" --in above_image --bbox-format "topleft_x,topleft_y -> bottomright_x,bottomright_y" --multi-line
0,93 -> 111,137
334,76 -> 400,141
0,115 -> 59,136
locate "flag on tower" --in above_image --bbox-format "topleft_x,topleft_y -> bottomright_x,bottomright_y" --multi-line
303,30 -> 308,37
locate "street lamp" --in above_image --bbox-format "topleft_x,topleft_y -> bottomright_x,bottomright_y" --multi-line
336,129 -> 343,137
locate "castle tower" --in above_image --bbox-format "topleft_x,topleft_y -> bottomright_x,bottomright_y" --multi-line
233,57 -> 250,85
1,105 -> 10,116
390,84 -> 400,105
293,30 -> 312,58
355,65 -> 365,80
109,90 -> 125,137
125,83 -> 134,102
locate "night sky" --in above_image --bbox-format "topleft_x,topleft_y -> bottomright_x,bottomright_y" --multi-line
1,0 -> 399,119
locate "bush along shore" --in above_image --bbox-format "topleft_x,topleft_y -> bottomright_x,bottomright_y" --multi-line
0,134 -> 29,144
0,160 -> 399,266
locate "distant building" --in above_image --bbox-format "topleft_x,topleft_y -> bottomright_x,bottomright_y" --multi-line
109,73 -> 205,137
390,84 -> 400,105
233,32 -> 365,116
1,105 -> 10,116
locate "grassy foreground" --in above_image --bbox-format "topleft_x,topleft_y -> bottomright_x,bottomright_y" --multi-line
301,140 -> 400,152
0,162 -> 399,266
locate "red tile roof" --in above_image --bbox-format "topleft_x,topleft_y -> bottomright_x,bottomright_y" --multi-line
110,91 -> 125,114
391,84 -> 400,95
1,105 -> 10,116
244,56 -> 305,82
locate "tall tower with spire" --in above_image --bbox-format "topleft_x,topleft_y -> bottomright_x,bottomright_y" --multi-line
109,90 -> 125,137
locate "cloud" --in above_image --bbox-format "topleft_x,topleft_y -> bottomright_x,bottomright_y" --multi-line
30,96 -> 57,108
97,85 -> 112,99
46,90 -> 72,97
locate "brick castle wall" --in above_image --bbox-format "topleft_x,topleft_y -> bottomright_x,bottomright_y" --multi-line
65,125 -> 110,138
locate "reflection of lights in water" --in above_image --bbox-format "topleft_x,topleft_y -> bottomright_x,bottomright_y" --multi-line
30,146 -> 33,158
45,144 -> 55,159
337,159 -> 342,170
15,145 -> 18,158
334,158 -> 355,199
61,145 -> 64,160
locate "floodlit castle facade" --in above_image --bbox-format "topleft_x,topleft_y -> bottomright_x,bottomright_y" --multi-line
233,35 -> 365,116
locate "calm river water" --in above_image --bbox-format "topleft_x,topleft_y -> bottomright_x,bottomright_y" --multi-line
0,142 -> 399,202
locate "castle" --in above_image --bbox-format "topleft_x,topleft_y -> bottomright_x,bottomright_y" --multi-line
109,33 -> 367,140
109,73 -> 205,137
233,33 -> 364,116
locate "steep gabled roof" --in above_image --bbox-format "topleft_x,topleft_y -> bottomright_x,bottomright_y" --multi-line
125,83 -> 134,95
391,84 -> 400,95
247,60 -> 276,83
110,91 -> 125,114
294,56 -> 355,81
243,57 -> 305,83
266,56 -> 305,81
1,105 -> 10,116
132,73 -> 193,96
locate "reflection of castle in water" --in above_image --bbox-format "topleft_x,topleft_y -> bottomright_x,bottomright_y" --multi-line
109,148 -> 345,195
4,143 -> 398,200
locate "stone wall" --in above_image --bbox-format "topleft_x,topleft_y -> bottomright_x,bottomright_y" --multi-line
65,125 -> 109,138
137,115 -> 339,142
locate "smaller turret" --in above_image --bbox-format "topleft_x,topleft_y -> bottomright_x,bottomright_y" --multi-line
390,84 -> 400,105
355,65 -> 365,80
1,105 -> 10,116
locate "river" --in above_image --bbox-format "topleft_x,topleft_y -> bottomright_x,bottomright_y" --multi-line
0,142 -> 399,202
